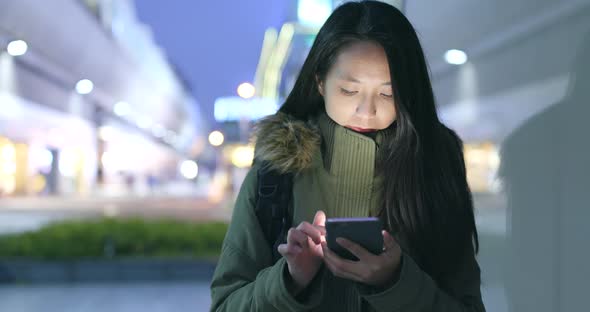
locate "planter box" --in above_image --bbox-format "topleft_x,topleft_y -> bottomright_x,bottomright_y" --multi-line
0,259 -> 217,283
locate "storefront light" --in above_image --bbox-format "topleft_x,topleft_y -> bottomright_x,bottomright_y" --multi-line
58,149 -> 78,177
31,147 -> 54,172
231,145 -> 254,168
98,126 -> 115,142
1,162 -> 16,175
101,151 -> 114,170
1,144 -> 16,160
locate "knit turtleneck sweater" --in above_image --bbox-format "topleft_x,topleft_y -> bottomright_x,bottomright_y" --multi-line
292,112 -> 394,224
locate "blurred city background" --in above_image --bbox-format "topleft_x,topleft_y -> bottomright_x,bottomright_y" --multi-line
0,0 -> 589,311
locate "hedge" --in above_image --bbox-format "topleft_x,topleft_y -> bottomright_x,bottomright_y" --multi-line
0,218 -> 229,260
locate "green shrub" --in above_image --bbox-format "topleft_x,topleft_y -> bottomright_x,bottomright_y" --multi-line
0,218 -> 228,260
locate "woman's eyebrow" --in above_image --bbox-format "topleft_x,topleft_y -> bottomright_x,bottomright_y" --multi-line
338,74 -> 361,83
337,74 -> 391,86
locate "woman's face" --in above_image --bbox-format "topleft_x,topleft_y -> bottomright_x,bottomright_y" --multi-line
318,41 -> 396,133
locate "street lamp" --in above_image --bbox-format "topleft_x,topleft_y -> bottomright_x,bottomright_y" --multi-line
180,160 -> 199,180
444,49 -> 468,65
208,131 -> 225,147
6,40 -> 28,56
237,82 -> 256,99
76,79 -> 94,95
236,82 -> 255,143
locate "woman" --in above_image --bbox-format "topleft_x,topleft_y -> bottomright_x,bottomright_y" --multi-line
210,1 -> 485,311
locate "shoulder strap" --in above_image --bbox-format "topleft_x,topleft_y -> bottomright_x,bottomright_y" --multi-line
254,161 -> 293,264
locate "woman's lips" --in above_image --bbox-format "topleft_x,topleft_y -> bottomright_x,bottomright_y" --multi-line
346,126 -> 376,133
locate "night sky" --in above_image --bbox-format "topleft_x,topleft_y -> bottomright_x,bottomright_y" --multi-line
135,1 -> 291,126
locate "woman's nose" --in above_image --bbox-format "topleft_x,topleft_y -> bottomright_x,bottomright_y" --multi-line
355,96 -> 377,117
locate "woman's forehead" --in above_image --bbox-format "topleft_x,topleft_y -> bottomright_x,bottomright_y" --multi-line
330,43 -> 391,83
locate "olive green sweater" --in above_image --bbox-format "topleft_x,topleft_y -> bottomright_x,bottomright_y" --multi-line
210,113 -> 485,311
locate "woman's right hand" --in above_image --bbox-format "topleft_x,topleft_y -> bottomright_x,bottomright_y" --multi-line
278,210 -> 326,294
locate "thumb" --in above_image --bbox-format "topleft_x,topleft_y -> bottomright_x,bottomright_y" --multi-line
313,210 -> 326,227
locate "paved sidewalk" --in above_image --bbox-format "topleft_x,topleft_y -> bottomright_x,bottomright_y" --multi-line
0,281 -> 212,312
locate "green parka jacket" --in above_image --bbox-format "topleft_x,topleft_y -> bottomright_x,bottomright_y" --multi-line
210,113 -> 486,312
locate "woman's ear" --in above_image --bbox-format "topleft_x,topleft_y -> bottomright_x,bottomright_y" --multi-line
316,75 -> 325,96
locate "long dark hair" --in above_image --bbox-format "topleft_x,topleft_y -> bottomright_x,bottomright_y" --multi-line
280,0 -> 479,286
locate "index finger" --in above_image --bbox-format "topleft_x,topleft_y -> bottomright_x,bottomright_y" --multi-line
313,210 -> 326,227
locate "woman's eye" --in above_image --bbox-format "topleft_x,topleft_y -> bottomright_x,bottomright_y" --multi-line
340,88 -> 358,96
380,93 -> 393,99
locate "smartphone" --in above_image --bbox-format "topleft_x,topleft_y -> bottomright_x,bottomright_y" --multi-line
325,217 -> 383,261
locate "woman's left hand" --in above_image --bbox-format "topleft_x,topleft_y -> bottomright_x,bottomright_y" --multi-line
321,230 -> 402,287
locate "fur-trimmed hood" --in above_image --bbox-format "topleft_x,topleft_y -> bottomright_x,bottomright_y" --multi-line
252,113 -> 321,174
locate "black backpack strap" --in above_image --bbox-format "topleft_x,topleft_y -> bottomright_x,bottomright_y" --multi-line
254,161 -> 293,264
